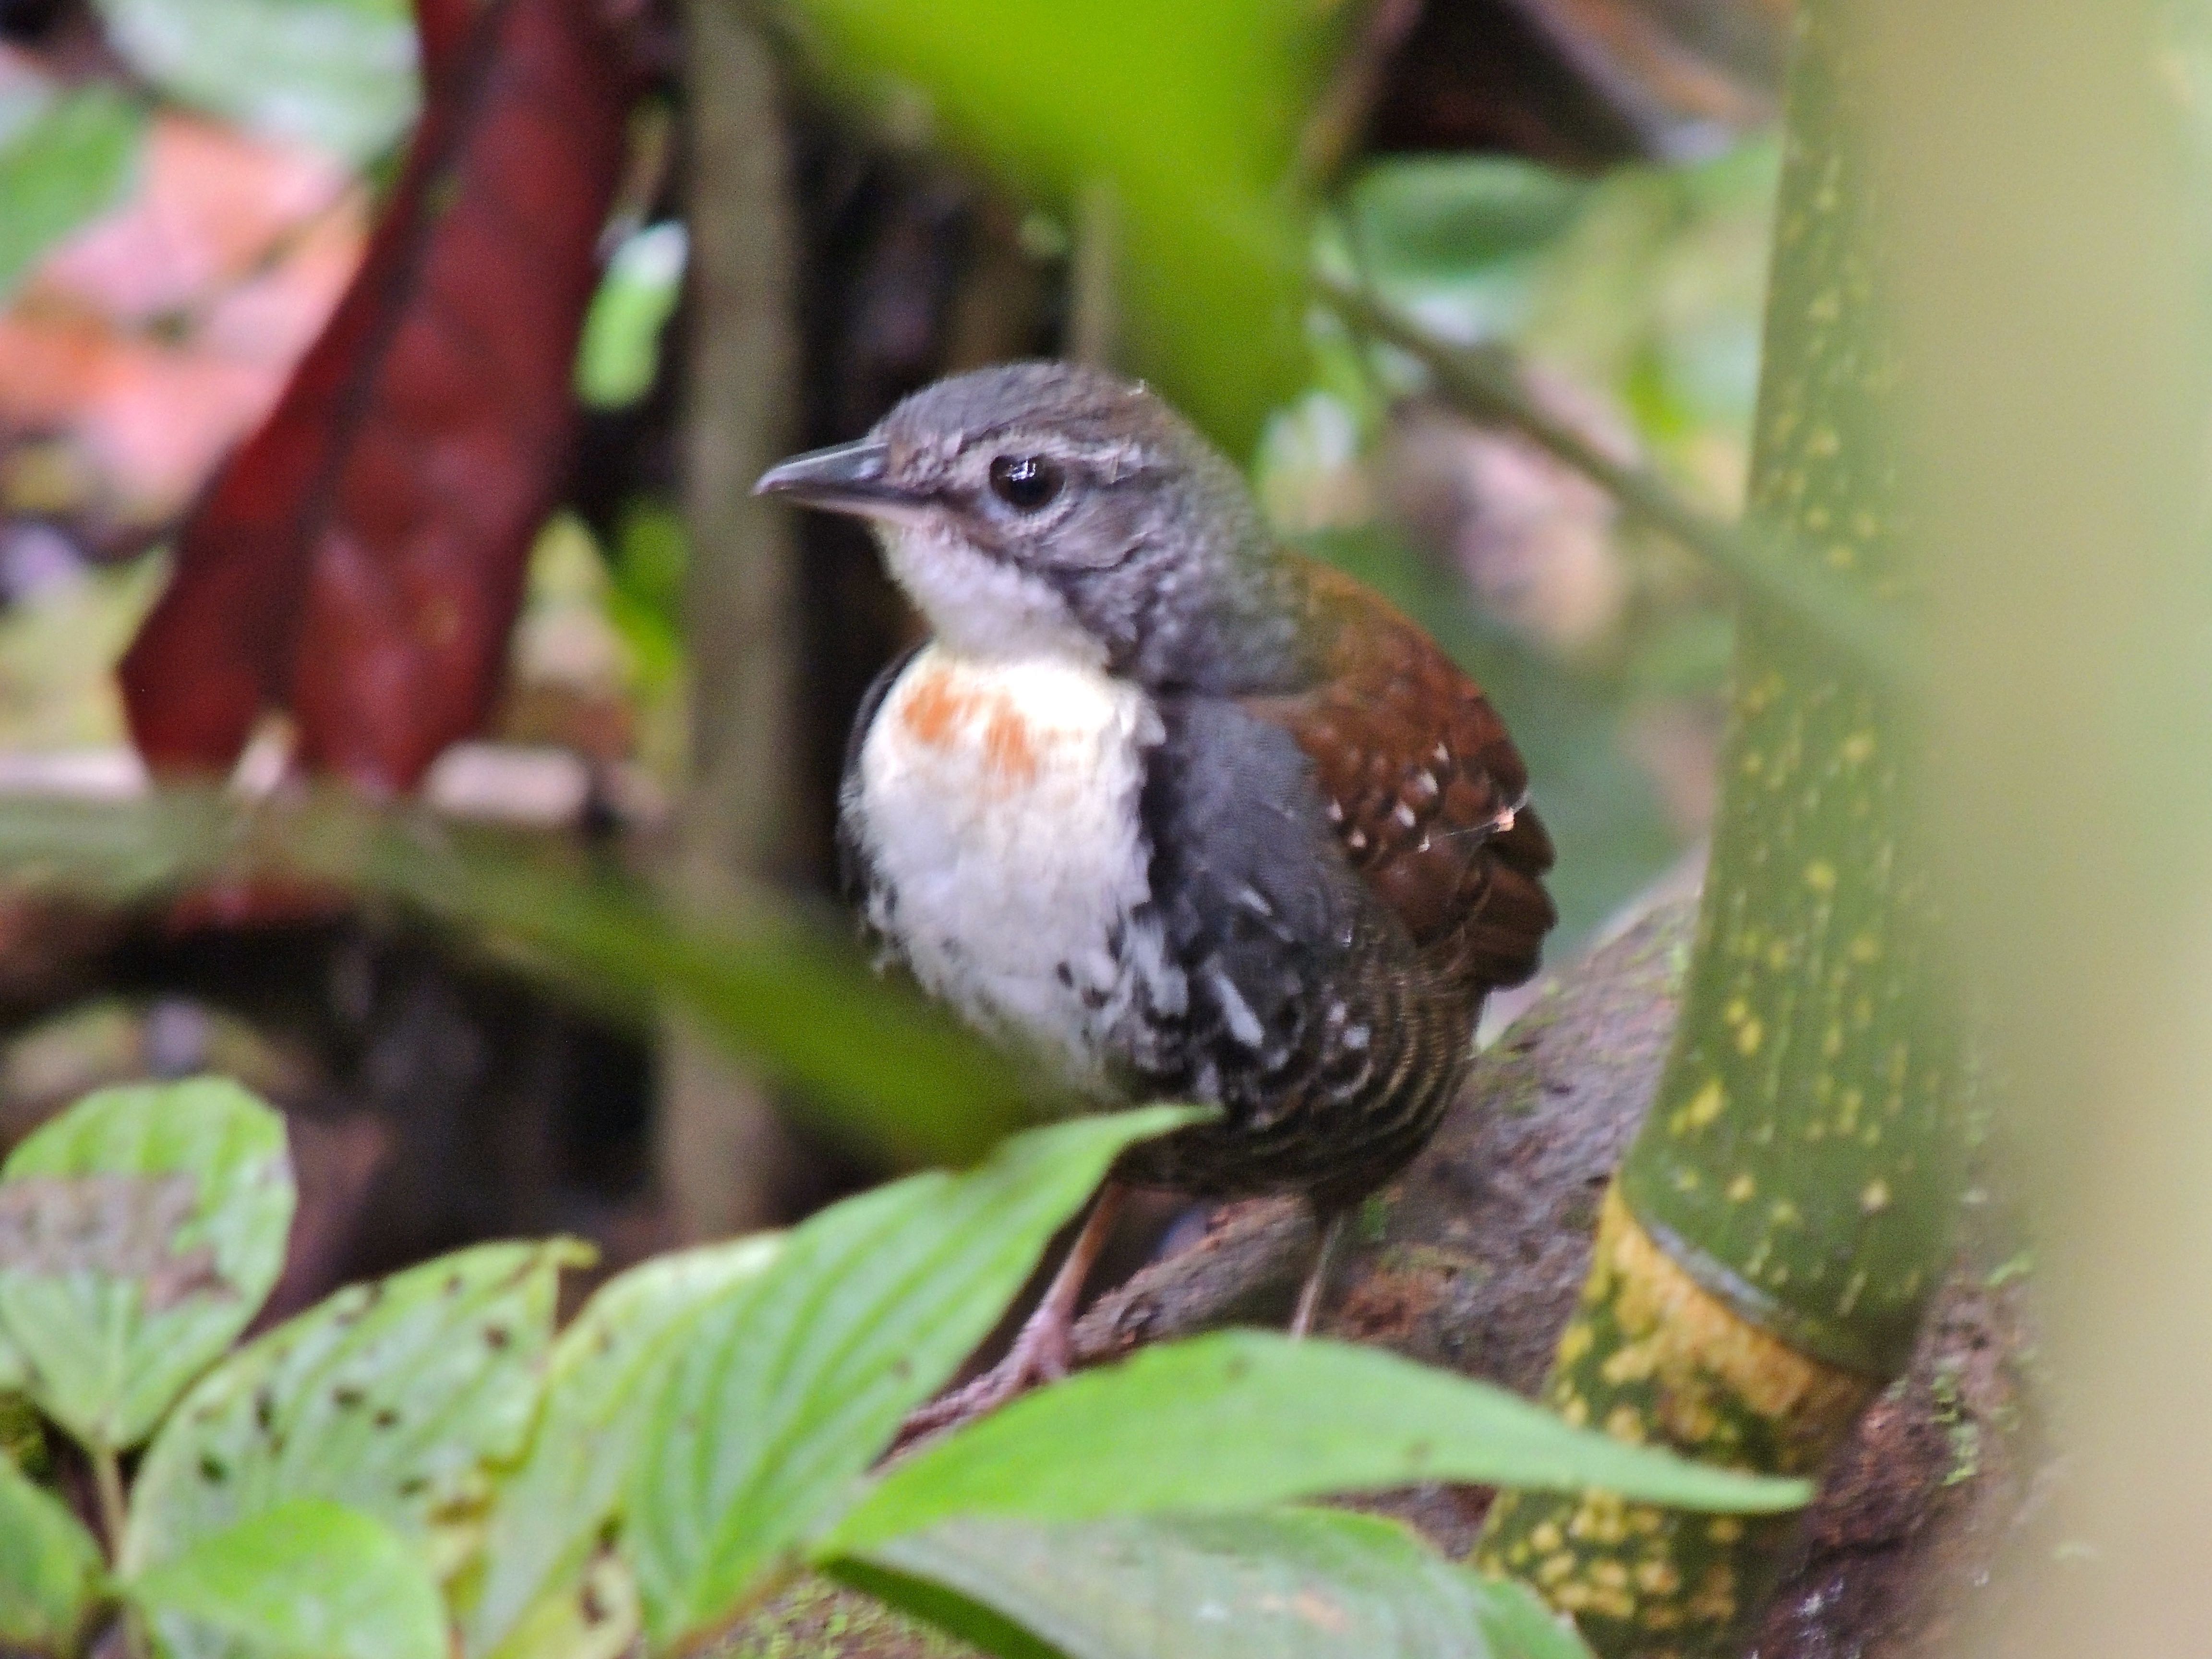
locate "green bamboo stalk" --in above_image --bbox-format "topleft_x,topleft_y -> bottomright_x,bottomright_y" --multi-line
1471,9 -> 1966,1653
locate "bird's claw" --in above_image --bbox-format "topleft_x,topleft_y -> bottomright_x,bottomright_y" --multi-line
895,1315 -> 1072,1448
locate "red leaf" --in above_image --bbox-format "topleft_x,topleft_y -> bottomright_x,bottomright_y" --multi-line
119,0 -> 636,792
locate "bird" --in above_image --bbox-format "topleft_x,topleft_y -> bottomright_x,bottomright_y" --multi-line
756,361 -> 1555,1431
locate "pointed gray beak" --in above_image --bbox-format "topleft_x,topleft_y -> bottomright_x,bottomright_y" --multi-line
753,438 -> 920,517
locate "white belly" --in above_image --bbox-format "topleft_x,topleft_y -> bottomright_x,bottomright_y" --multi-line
851,647 -> 1185,1091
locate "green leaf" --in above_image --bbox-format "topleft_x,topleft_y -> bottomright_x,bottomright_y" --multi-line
464,1235 -> 785,1659
1329,157 -> 1594,343
1471,1575 -> 1597,1659
126,1499 -> 444,1659
625,1106 -> 1208,1652
1346,157 -> 1593,279
847,1508 -> 1592,1659
823,1331 -> 1809,1555
0,789 -> 1033,1169
91,0 -> 418,166
469,1554 -> 639,1659
0,1078 -> 294,1452
575,222 -> 688,409
0,82 -> 146,298
0,1454 -> 104,1653
123,1240 -> 580,1576
785,0 -> 1338,454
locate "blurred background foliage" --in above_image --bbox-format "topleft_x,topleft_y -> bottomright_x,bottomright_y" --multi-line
0,0 -> 1784,1300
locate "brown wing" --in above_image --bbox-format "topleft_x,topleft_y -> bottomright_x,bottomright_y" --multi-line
1246,556 -> 1557,990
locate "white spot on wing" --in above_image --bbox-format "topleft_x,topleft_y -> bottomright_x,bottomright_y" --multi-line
1207,963 -> 1266,1048
1234,884 -> 1274,918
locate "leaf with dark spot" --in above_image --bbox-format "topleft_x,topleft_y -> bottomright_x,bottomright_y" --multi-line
465,1235 -> 784,1659
0,1079 -> 293,1452
121,1239 -> 581,1577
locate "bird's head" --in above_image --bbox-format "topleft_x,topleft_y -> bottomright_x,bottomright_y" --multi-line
756,361 -> 1302,690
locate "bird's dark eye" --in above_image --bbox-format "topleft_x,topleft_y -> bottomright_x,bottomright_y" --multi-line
987,454 -> 1065,512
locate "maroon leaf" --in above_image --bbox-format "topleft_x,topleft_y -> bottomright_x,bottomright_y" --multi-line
120,0 -> 637,791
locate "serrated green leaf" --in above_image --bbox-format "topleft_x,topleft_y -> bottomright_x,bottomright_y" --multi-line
123,1240 -> 581,1576
824,1331 -> 1808,1556
0,1453 -> 104,1653
91,0 -> 417,165
626,1106 -> 1207,1651
848,1508 -> 1592,1659
126,1499 -> 443,1659
0,1078 -> 294,1452
465,1235 -> 784,1659
0,82 -> 146,298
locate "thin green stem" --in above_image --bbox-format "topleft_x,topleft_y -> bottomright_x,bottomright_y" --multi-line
91,1442 -> 127,1561
1313,272 -> 1917,692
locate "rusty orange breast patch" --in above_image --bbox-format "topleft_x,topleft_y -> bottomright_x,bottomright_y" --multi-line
896,662 -> 1043,788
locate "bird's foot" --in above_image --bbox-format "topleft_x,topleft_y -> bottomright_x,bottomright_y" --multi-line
1289,1203 -> 1350,1339
895,1298 -> 1075,1447
893,1183 -> 1126,1450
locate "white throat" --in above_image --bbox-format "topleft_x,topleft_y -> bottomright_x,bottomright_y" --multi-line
878,519 -> 1104,665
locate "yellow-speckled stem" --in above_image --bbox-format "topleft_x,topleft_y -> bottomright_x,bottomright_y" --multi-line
1474,1191 -> 1871,1649
1473,4 -> 1966,1651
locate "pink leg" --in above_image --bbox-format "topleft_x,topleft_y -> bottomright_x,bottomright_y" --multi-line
898,1184 -> 1127,1444
1289,1204 -> 1348,1339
